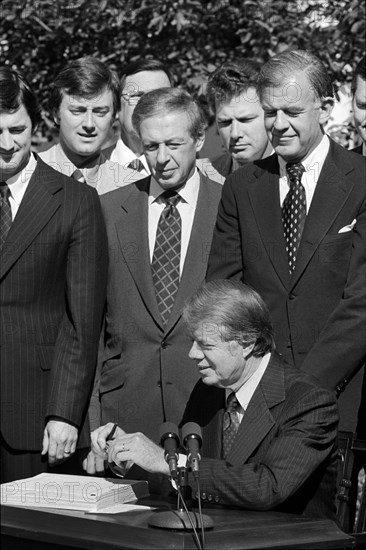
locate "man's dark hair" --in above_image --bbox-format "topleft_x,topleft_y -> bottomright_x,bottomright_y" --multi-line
120,59 -> 174,89
351,55 -> 366,95
206,59 -> 262,113
0,66 -> 41,130
183,279 -> 275,358
49,57 -> 121,117
132,87 -> 206,142
257,50 -> 334,101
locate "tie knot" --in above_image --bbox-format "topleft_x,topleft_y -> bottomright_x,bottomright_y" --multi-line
0,182 -> 11,200
71,169 -> 86,183
286,162 -> 305,184
226,392 -> 239,413
128,158 -> 145,172
161,191 -> 180,208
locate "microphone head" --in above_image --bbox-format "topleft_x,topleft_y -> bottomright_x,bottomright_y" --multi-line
159,422 -> 180,446
182,422 -> 202,446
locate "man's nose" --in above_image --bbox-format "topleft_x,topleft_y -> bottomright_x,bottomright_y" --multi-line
156,144 -> 169,164
0,131 -> 15,151
230,120 -> 243,140
273,111 -> 288,132
82,111 -> 96,130
188,341 -> 204,360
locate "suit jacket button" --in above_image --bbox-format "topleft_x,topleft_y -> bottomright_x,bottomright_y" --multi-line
214,496 -> 220,503
157,380 -> 162,387
201,492 -> 207,500
207,494 -> 213,502
289,293 -> 295,301
161,341 -> 168,349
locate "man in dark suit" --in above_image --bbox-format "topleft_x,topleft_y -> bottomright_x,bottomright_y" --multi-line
197,60 -> 272,184
207,50 -> 366,433
94,280 -> 338,518
84,89 -> 222,480
351,55 -> 366,155
0,67 -> 108,482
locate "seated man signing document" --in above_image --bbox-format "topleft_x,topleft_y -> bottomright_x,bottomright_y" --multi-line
88,280 -> 339,519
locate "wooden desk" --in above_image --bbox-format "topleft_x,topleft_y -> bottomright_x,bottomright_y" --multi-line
1,496 -> 355,549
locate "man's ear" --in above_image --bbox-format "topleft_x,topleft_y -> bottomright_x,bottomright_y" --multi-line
241,342 -> 255,359
319,97 -> 334,125
195,133 -> 205,153
52,109 -> 60,127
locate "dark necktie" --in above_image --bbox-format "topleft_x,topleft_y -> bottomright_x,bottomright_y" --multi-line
222,392 -> 241,460
282,162 -> 306,273
151,191 -> 181,325
0,182 -> 12,250
71,169 -> 86,184
127,158 -> 145,172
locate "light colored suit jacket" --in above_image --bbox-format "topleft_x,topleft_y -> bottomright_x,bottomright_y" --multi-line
95,174 -> 222,443
0,159 -> 108,450
207,140 -> 366,431
182,352 -> 339,519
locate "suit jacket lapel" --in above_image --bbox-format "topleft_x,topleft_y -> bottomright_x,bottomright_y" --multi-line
114,178 -> 163,329
291,141 -> 355,286
227,352 -> 285,464
165,174 -> 220,333
1,159 -> 63,279
247,156 -> 290,289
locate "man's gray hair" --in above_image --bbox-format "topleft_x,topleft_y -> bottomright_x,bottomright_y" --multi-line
132,87 -> 207,141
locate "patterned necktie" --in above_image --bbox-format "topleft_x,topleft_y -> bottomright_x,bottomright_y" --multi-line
0,182 -> 12,251
282,162 -> 306,273
128,158 -> 145,172
151,191 -> 181,325
222,392 -> 241,460
71,169 -> 86,184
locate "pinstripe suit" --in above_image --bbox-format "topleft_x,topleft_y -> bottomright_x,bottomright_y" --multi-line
0,159 -> 108,461
182,352 -> 339,519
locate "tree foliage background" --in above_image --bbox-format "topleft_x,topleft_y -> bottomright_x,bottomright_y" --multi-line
1,0 -> 365,147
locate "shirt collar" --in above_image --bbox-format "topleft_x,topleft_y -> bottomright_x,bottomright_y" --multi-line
149,168 -> 200,206
53,143 -> 101,181
115,139 -> 149,172
225,352 -> 271,411
278,134 -> 330,182
6,153 -> 37,205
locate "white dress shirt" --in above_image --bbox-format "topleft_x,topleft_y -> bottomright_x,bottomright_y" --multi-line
6,153 -> 37,219
225,352 -> 271,424
278,135 -> 330,212
108,138 -> 150,175
148,169 -> 200,275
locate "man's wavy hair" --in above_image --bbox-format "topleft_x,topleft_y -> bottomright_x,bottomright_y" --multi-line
206,59 -> 262,113
49,57 -> 121,117
183,279 -> 275,358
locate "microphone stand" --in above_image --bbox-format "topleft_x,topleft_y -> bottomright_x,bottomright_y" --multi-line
148,465 -> 214,539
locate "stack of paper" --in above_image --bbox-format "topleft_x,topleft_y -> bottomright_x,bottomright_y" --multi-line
0,473 -> 149,513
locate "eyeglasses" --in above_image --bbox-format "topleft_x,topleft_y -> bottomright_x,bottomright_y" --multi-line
121,90 -> 145,105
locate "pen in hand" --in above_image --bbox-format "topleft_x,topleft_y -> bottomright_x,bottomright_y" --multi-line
105,423 -> 118,449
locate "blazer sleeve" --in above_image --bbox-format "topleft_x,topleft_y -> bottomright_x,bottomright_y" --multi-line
45,187 -> 108,429
301,193 -> 366,392
206,177 -> 244,281
195,387 -> 338,510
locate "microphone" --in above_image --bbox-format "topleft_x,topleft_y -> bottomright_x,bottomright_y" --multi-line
159,422 -> 180,480
182,422 -> 202,475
